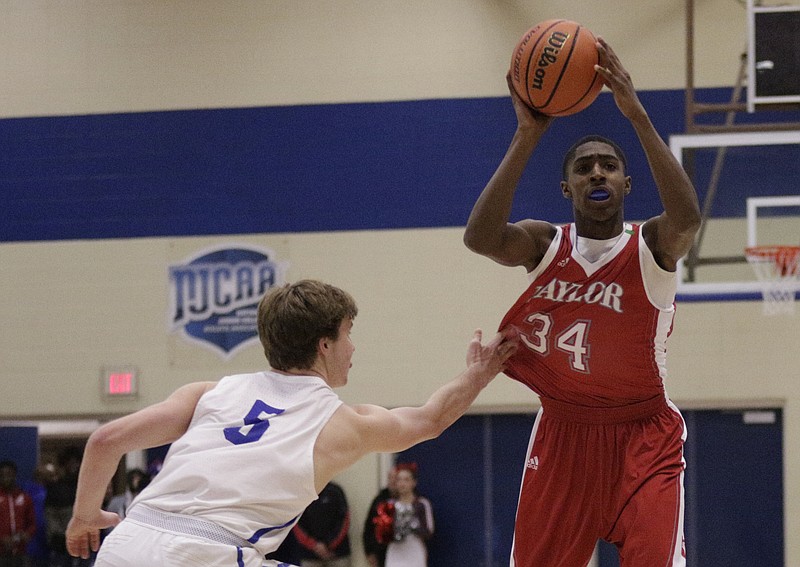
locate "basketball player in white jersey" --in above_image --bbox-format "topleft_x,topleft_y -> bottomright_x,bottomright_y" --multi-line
65,280 -> 517,567
464,39 -> 701,565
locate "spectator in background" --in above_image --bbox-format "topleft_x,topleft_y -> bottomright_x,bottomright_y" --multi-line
362,467 -> 398,567
264,526 -> 301,565
384,463 -> 433,567
45,447 -> 89,567
105,469 -> 150,523
0,460 -> 37,567
19,464 -> 55,567
293,482 -> 351,567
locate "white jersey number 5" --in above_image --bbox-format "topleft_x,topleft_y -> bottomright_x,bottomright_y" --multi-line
223,400 -> 285,445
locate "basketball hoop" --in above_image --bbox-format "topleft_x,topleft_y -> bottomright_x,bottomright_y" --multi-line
745,245 -> 800,315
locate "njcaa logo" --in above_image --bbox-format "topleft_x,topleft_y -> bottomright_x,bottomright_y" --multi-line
169,245 -> 288,358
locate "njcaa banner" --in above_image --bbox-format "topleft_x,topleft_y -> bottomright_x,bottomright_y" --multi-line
168,244 -> 288,359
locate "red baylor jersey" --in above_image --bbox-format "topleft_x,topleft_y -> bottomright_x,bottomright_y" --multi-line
499,223 -> 676,407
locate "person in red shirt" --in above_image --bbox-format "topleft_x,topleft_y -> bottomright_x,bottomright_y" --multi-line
464,38 -> 701,566
0,460 -> 37,567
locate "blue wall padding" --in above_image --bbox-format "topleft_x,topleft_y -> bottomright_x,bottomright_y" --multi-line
2,89 -> 798,242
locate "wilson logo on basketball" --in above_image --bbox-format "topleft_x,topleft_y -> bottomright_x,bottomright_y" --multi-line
509,19 -> 603,116
532,31 -> 569,90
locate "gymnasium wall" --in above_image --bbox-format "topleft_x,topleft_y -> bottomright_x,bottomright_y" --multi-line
1,1 -> 798,564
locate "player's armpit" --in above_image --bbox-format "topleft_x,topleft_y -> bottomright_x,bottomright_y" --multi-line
642,215 -> 698,272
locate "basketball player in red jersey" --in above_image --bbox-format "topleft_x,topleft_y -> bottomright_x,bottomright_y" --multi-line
464,38 -> 701,566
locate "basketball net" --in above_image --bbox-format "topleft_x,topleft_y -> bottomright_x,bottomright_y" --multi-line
745,246 -> 800,316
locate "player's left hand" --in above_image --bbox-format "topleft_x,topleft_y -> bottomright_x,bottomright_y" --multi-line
594,37 -> 646,121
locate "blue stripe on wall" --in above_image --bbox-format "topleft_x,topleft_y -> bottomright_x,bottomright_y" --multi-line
2,89 -> 798,242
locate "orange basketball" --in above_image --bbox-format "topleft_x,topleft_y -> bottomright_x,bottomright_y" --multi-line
510,19 -> 603,117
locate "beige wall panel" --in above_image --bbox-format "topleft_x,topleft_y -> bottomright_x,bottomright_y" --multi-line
2,222 -> 799,563
2,0 -> 746,118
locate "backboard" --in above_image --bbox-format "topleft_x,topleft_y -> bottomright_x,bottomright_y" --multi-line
669,130 -> 800,301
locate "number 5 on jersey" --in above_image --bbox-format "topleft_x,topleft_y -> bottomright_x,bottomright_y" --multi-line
224,400 -> 285,445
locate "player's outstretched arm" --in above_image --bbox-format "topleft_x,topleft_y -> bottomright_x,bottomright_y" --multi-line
313,330 -> 517,488
463,75 -> 556,271
66,381 -> 216,559
595,37 -> 701,270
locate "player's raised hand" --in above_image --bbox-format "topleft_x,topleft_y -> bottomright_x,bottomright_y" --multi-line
594,37 -> 646,122
506,72 -> 554,133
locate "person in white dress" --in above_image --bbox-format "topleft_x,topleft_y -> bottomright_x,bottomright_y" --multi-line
385,463 -> 433,567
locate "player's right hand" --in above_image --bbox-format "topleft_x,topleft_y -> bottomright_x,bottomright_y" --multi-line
466,329 -> 519,379
66,510 -> 121,558
505,72 -> 554,132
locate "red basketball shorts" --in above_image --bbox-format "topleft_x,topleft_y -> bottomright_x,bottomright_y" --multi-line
510,396 -> 686,567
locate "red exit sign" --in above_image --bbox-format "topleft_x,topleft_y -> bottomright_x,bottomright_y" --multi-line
101,367 -> 138,398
